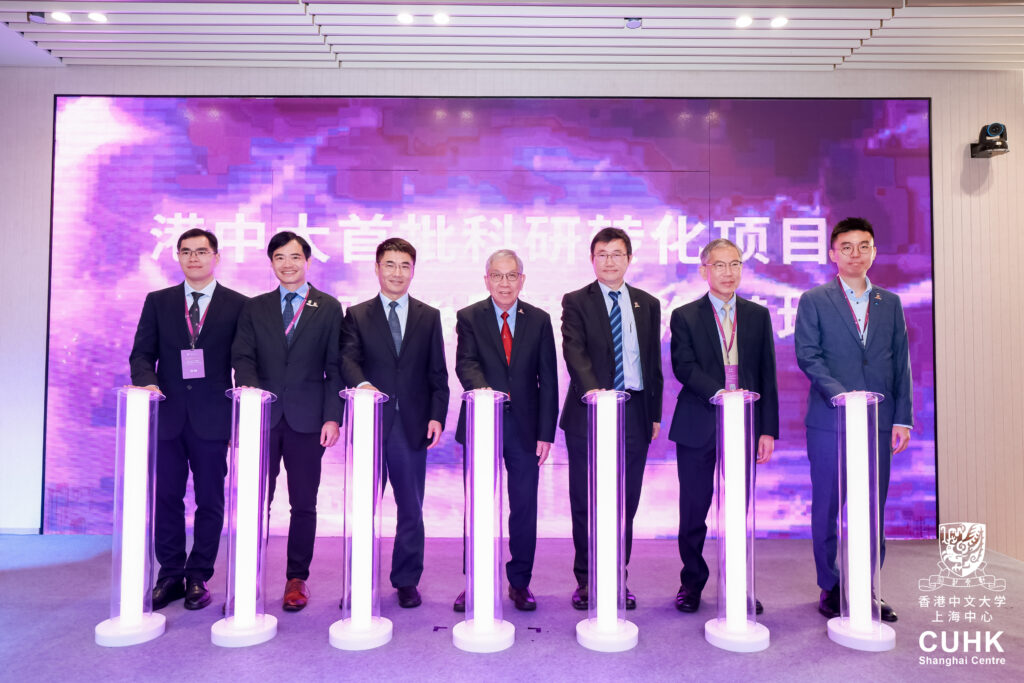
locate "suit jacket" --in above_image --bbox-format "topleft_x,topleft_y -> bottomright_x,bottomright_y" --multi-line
794,277 -> 913,433
340,295 -> 449,449
129,282 -> 247,442
231,284 -> 344,433
559,281 -> 663,440
668,294 -> 780,448
453,297 -> 559,450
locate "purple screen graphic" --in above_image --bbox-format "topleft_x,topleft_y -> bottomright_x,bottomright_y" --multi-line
46,97 -> 934,540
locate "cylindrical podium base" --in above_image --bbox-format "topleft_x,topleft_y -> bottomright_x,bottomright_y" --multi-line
827,617 -> 895,652
329,616 -> 393,651
452,619 -> 515,653
575,618 -> 638,652
210,614 -> 278,648
94,613 -> 166,647
704,618 -> 770,653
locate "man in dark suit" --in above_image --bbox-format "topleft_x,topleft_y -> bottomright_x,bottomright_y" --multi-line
129,227 -> 247,611
795,217 -> 913,623
560,226 -> 663,611
231,231 -> 343,612
340,237 -> 449,609
668,238 -> 779,614
452,249 -> 558,612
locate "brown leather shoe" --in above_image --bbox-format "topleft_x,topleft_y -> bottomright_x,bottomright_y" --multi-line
283,578 -> 310,612
508,585 -> 537,611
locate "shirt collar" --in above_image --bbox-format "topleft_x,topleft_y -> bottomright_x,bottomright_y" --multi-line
279,282 -> 309,302
185,280 -> 217,298
380,292 -> 410,309
491,297 -> 518,318
839,275 -> 872,299
709,292 -> 737,314
597,281 -> 628,299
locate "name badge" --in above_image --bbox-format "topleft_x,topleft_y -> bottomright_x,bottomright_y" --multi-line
724,364 -> 739,391
181,348 -> 206,379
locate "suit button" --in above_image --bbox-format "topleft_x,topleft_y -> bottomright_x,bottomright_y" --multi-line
186,384 -> 192,390
862,360 -> 868,367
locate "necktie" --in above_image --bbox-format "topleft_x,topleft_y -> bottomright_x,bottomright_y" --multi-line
500,311 -> 512,365
388,300 -> 403,355
188,292 -> 202,345
609,291 -> 625,391
283,292 -> 298,345
721,303 -> 737,365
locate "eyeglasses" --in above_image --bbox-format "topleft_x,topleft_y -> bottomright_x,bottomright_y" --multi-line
379,260 -> 412,275
593,251 -> 628,263
178,248 -> 214,259
839,243 -> 874,256
704,260 -> 743,274
488,271 -> 521,283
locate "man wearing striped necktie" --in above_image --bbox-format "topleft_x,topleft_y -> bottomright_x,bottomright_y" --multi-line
560,227 -> 664,611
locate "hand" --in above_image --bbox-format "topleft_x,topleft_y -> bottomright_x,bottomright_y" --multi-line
426,420 -> 443,449
891,426 -> 911,454
321,420 -> 340,448
651,422 -> 660,441
536,441 -> 552,466
583,388 -> 603,397
756,435 -> 774,464
141,384 -> 163,395
359,383 -> 380,393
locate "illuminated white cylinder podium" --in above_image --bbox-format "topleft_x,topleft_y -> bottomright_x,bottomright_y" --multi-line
453,389 -> 515,653
576,390 -> 637,652
330,388 -> 392,650
705,390 -> 769,653
828,391 -> 894,652
95,387 -> 165,647
211,387 -> 277,647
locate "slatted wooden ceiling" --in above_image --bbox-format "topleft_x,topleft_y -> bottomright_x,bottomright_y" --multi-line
1,1 -> 1023,70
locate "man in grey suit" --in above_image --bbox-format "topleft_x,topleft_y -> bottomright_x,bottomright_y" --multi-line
794,217 -> 913,623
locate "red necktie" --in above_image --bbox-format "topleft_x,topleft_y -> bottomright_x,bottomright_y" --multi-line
501,311 -> 512,364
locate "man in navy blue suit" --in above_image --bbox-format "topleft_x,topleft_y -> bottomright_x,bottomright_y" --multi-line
130,227 -> 247,611
341,237 -> 450,609
451,249 -> 559,612
795,217 -> 913,623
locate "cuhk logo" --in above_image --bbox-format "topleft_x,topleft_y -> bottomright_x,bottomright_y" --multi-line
919,523 -> 1006,592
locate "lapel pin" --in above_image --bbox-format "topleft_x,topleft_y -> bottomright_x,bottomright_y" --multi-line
305,299 -> 319,308
633,301 -> 640,309
874,293 -> 882,301
518,308 -> 524,315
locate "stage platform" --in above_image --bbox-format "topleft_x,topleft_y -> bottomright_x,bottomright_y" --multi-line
0,536 -> 1020,681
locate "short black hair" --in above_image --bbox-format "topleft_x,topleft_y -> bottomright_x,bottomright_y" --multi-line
267,231 -> 311,260
831,217 -> 875,247
590,227 -> 632,257
376,237 -> 417,265
176,228 -> 218,253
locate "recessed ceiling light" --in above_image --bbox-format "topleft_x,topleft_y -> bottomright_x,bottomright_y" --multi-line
50,11 -> 72,23
396,12 -> 414,25
735,15 -> 753,28
87,12 -> 107,23
624,17 -> 642,30
433,13 -> 450,26
770,16 -> 788,28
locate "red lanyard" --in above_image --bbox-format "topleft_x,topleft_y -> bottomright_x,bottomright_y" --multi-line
712,300 -> 737,357
185,294 -> 212,343
284,295 -> 305,336
838,276 -> 870,342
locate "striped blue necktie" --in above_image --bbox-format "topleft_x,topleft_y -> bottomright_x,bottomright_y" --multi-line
609,291 -> 625,391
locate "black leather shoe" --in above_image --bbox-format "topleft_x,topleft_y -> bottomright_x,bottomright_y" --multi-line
879,599 -> 898,623
397,585 -> 421,608
675,585 -> 700,613
509,586 -> 537,611
151,577 -> 185,611
184,578 -> 211,610
818,586 -> 841,618
625,587 -> 636,610
453,591 -> 466,613
571,585 -> 588,611
755,599 -> 764,615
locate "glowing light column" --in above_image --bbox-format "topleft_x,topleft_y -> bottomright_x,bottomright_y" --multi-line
95,387 -> 165,647
330,388 -> 392,650
453,389 -> 514,653
211,387 -> 277,647
576,390 -> 636,652
828,391 -> 894,651
705,390 -> 769,652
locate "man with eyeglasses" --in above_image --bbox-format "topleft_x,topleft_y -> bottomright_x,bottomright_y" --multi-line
560,227 -> 663,610
795,217 -> 912,623
130,227 -> 247,611
232,231 -> 344,611
340,237 -> 449,609
450,249 -> 558,612
668,238 -> 779,614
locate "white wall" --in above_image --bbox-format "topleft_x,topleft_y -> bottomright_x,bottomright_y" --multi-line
1,65 -> 1021,558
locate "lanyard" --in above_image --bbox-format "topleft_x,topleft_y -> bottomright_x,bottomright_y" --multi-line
838,276 -> 870,342
284,295 -> 305,336
185,295 -> 212,348
712,301 -> 737,357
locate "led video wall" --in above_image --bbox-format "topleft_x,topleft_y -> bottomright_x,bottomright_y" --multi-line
46,96 -> 934,539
